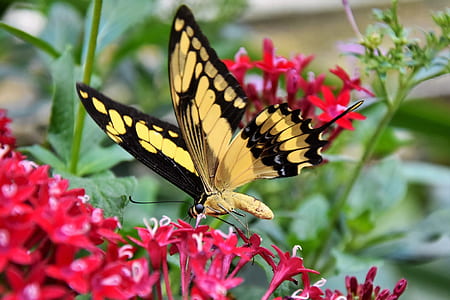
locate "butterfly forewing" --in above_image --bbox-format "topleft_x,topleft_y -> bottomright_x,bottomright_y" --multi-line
76,83 -> 204,199
76,5 -> 362,220
168,6 -> 248,191
216,103 -> 327,190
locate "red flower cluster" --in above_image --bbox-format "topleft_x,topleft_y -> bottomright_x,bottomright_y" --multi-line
0,111 -> 319,299
1,110 -> 407,299
128,217 -> 318,300
0,113 -> 154,299
223,39 -> 371,137
279,266 -> 407,300
0,109 -> 15,152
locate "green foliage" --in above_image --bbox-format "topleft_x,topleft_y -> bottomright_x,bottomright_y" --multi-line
1,0 -> 449,298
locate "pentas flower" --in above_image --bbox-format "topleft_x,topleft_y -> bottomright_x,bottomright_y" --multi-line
276,266 -> 407,300
223,47 -> 253,85
262,245 -> 318,300
224,38 -> 372,145
0,111 -> 408,299
330,66 -> 374,97
308,86 -> 366,130
0,109 -> 15,152
0,111 -> 155,299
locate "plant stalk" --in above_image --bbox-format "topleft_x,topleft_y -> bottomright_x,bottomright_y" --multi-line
69,0 -> 103,174
310,77 -> 409,271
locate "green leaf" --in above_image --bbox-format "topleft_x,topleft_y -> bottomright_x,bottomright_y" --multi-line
290,194 -> 330,241
391,99 -> 450,142
48,48 -> 76,165
75,114 -> 134,175
0,22 -> 59,58
64,171 -> 136,218
373,126 -> 412,157
77,144 -> 133,176
122,176 -> 159,228
39,2 -> 82,53
347,156 -> 407,219
346,210 -> 376,234
82,0 -> 154,60
362,209 -> 450,261
333,249 -> 383,276
19,145 -> 65,170
401,161 -> 450,185
413,52 -> 450,82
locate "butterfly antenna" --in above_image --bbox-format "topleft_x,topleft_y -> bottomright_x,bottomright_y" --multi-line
213,203 -> 251,237
317,100 -> 364,132
128,196 -> 185,205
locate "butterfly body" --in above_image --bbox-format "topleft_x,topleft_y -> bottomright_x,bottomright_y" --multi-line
76,5 -> 362,219
191,190 -> 274,219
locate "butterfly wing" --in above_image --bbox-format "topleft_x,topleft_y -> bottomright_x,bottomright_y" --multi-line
76,82 -> 204,199
168,5 -> 248,192
215,103 -> 327,189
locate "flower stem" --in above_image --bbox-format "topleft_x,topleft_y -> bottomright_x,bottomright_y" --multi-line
69,0 -> 103,174
311,75 -> 409,271
162,254 -> 174,300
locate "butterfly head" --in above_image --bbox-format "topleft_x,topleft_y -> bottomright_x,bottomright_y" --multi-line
188,202 -> 205,218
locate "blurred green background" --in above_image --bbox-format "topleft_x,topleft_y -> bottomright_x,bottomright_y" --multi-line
1,0 -> 449,299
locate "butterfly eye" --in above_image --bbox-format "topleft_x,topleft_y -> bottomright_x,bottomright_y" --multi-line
188,203 -> 205,218
194,203 -> 205,214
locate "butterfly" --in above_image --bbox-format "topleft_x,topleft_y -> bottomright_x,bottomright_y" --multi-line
76,5 -> 362,220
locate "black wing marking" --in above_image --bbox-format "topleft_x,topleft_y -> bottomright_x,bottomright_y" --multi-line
76,82 -> 204,199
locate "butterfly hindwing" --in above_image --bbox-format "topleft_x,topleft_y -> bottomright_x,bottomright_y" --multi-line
76,82 -> 204,199
76,5 -> 363,220
216,103 -> 327,190
168,5 -> 248,191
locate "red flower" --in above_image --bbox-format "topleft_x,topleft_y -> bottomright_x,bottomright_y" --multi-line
90,258 -> 157,300
330,66 -> 374,97
0,109 -> 16,151
308,86 -> 366,130
324,266 -> 408,300
255,38 -> 296,76
46,248 -> 103,293
4,263 -> 73,300
262,245 -> 319,300
223,47 -> 253,85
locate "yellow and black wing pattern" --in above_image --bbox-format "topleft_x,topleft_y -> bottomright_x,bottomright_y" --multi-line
76,5 -> 361,219
168,5 -> 248,191
76,83 -> 204,199
215,103 -> 327,190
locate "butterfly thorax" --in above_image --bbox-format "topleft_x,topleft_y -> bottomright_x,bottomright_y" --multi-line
189,190 -> 274,220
